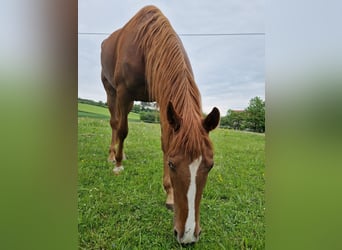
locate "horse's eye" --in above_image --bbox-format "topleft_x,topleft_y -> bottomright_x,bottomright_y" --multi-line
168,161 -> 176,171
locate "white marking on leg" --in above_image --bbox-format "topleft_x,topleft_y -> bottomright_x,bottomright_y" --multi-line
113,166 -> 124,174
181,156 -> 202,244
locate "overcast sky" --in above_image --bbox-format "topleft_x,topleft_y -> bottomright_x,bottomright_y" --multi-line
78,0 -> 264,114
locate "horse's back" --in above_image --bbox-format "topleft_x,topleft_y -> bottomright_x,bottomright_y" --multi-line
101,5 -> 162,80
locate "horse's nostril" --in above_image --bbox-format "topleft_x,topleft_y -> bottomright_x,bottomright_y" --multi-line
174,229 -> 178,238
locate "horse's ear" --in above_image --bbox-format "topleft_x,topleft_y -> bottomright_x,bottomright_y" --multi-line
167,102 -> 182,132
203,107 -> 220,132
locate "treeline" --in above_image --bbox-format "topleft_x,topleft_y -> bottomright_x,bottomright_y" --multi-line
134,97 -> 265,133
78,98 -> 160,123
78,97 -> 265,132
78,98 -> 107,108
220,96 -> 265,133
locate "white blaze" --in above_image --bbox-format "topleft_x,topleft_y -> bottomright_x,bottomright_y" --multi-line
181,156 -> 202,244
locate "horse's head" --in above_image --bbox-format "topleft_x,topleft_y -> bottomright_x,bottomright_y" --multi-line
166,102 -> 220,244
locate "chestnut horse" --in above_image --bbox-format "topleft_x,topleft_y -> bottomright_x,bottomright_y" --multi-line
101,6 -> 220,244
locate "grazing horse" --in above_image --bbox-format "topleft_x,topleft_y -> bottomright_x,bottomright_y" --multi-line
101,5 -> 220,244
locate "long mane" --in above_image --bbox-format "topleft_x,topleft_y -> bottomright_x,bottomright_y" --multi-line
125,6 -> 211,159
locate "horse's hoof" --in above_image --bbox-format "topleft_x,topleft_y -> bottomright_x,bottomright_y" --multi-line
113,166 -> 124,175
166,203 -> 174,211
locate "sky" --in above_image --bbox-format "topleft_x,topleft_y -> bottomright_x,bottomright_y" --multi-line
78,0 -> 264,115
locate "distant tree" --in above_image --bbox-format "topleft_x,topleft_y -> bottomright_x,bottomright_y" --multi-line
78,97 -> 107,107
219,115 -> 230,128
219,97 -> 265,132
98,101 -> 106,107
140,112 -> 154,123
220,109 -> 247,130
227,109 -> 247,130
131,104 -> 142,113
245,96 -> 265,132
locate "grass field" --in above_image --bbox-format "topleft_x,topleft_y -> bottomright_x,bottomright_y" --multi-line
78,103 -> 140,122
78,104 -> 265,249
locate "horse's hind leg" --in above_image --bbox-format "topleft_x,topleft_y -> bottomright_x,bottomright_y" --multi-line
109,110 -> 118,163
102,75 -> 118,163
113,86 -> 133,173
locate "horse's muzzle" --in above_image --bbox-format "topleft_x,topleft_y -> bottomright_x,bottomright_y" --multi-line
174,229 -> 200,244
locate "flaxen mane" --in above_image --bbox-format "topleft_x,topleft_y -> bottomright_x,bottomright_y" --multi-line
124,6 -> 211,159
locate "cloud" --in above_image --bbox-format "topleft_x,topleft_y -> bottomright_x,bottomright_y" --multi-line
181,35 -> 264,112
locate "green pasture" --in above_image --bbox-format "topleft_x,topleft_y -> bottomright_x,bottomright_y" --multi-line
78,104 -> 265,249
78,103 -> 140,121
